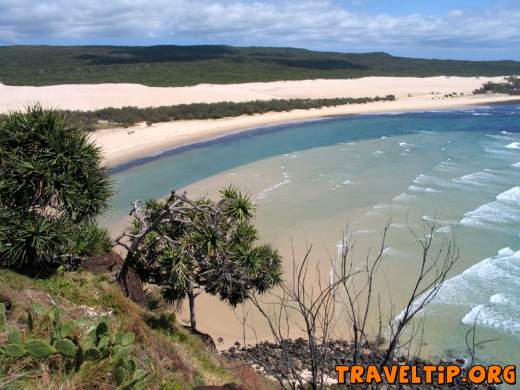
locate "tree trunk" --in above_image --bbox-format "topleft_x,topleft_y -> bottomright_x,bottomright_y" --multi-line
188,281 -> 197,331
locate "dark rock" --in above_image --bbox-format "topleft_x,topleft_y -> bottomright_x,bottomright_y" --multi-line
0,293 -> 12,311
185,326 -> 217,350
117,266 -> 147,307
86,252 -> 147,307
82,252 -> 123,273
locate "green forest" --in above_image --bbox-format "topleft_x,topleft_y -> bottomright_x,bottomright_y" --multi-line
1,45 -> 519,87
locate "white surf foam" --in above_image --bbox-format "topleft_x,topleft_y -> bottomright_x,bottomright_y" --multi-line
512,162 -> 520,168
486,134 -> 516,141
393,192 -> 418,202
421,215 -> 457,225
453,170 -> 504,187
434,160 -> 459,173
505,142 -> 520,150
461,202 -> 520,227
496,186 -> 520,205
408,185 -> 440,193
433,248 -> 520,334
489,293 -> 509,305
257,177 -> 291,199
461,304 -> 520,334
435,226 -> 451,234
283,152 -> 298,159
382,246 -> 411,258
390,223 -> 407,229
461,187 -> 520,230
413,174 -> 454,188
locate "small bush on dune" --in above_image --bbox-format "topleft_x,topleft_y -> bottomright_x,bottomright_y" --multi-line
0,106 -> 113,272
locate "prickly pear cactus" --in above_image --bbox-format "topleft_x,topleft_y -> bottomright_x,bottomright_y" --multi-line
0,303 -> 147,388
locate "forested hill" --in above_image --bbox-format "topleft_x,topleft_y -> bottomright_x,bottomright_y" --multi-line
1,45 -> 520,87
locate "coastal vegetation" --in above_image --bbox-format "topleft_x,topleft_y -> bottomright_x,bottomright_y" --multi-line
0,269 -> 256,388
58,95 -> 396,131
1,45 -> 520,87
0,107 -> 500,388
0,107 -> 279,388
0,106 -> 112,271
115,187 -> 282,332
473,76 -> 520,95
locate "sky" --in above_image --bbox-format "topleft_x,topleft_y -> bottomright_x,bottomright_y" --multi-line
0,0 -> 519,60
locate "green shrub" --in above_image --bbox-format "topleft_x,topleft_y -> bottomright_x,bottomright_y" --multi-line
61,96 -> 397,131
0,106 -> 113,271
474,76 -> 520,95
0,303 -> 148,388
67,222 -> 113,258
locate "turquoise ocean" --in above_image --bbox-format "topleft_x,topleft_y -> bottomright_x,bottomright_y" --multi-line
102,103 -> 520,367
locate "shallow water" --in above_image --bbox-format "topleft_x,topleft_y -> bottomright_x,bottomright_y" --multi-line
103,103 -> 520,366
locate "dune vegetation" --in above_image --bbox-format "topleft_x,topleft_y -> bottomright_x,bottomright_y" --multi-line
54,96 -> 396,131
474,76 -> 520,95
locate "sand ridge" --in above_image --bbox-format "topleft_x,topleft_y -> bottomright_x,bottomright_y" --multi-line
1,76 -> 519,168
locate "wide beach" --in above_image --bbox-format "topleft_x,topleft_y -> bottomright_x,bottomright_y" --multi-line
1,76 -> 519,167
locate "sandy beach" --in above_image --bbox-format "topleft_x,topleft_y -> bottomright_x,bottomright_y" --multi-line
3,75 -> 519,350
1,76 -> 519,167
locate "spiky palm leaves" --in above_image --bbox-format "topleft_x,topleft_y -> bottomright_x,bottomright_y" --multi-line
131,186 -> 282,325
0,106 -> 113,270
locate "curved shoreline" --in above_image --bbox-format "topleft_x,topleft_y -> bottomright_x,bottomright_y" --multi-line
96,94 -> 520,171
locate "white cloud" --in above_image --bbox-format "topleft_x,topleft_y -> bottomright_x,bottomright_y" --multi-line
0,0 -> 519,53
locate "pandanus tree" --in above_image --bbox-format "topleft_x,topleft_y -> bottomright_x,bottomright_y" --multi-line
0,106 -> 112,271
116,186 -> 282,331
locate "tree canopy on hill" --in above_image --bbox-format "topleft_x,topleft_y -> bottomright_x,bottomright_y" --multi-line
1,45 -> 519,87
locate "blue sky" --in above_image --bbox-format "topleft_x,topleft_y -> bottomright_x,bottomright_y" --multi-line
1,0 -> 519,60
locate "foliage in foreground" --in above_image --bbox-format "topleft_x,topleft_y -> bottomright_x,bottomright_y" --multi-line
0,106 -> 113,271
0,269 -> 243,389
60,95 -> 396,131
117,186 -> 283,331
0,303 -> 147,388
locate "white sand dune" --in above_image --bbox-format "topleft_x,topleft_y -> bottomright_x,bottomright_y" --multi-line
1,76 -> 519,168
0,76 -> 508,112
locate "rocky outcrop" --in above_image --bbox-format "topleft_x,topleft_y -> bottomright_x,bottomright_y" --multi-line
81,252 -> 122,273
82,252 -> 147,307
223,338 -> 495,389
